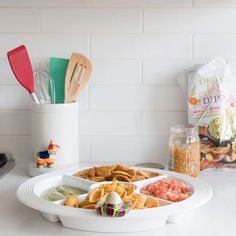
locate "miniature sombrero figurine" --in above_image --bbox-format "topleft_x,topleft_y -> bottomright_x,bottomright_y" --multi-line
96,192 -> 131,217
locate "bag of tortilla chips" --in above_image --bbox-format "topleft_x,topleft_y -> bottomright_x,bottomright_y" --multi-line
178,58 -> 236,169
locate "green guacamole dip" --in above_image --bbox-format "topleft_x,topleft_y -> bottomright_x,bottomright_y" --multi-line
41,185 -> 87,201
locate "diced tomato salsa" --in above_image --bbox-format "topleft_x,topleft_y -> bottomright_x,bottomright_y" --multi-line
140,178 -> 192,202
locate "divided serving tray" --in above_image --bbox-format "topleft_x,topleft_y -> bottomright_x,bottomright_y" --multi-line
17,166 -> 212,232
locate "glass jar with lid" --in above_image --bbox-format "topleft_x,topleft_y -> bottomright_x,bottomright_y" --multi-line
169,125 -> 200,177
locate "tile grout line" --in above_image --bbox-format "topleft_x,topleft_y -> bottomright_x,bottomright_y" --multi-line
140,8 -> 144,33
89,135 -> 92,162
0,5 -> 236,10
88,34 -> 91,110
140,111 -> 144,136
38,7 -> 41,33
139,58 -> 144,138
140,60 -> 143,85
192,34 -> 194,59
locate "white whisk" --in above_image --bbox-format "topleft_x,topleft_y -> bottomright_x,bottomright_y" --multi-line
34,68 -> 56,104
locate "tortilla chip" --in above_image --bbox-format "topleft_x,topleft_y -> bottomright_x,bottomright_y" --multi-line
89,176 -> 106,182
145,197 -> 159,208
212,144 -> 230,155
81,204 -> 96,209
121,195 -> 129,203
125,169 -> 136,176
130,175 -> 146,182
105,175 -> 114,181
89,188 -> 104,203
95,166 -> 111,177
120,190 -> 127,198
106,165 -> 117,172
111,170 -> 131,178
126,185 -> 135,196
73,168 -> 90,177
130,194 -> 138,208
134,195 -> 147,209
78,200 -> 92,208
114,165 -> 135,176
88,167 -> 96,177
114,184 -> 125,195
103,181 -> 117,193
114,164 -> 128,171
64,195 -> 79,208
138,170 -> 160,179
114,175 -> 131,182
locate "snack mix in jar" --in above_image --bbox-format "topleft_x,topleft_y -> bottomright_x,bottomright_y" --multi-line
169,125 -> 200,177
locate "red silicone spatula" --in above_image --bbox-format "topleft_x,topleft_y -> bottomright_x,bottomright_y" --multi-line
7,45 -> 39,103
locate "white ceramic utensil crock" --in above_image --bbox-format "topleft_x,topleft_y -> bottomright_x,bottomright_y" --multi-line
28,102 -> 79,177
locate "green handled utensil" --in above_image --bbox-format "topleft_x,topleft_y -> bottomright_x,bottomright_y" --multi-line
49,57 -> 69,104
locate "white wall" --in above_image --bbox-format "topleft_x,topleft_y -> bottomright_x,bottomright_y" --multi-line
1,0 -> 236,163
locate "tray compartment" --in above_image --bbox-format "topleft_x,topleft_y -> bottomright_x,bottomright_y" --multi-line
34,175 -> 64,197
137,176 -> 194,202
40,194 -> 88,223
136,177 -> 193,222
34,175 -> 89,198
69,166 -> 163,186
34,175 -> 89,223
88,181 -> 171,208
88,181 -> 138,192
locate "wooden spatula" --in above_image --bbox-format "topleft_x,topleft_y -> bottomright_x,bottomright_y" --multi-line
64,53 -> 92,103
7,45 -> 39,103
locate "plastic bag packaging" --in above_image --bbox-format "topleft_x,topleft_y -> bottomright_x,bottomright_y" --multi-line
177,58 -> 236,170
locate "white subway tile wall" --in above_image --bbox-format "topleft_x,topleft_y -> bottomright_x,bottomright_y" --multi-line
194,0 -> 236,7
91,35 -> 192,59
0,0 -> 236,164
90,0 -> 193,8
144,9 -> 236,33
0,34 -> 89,58
41,9 -> 142,33
0,9 -> 39,33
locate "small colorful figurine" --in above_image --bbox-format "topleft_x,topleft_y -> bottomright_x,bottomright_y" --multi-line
35,140 -> 60,168
96,192 -> 130,217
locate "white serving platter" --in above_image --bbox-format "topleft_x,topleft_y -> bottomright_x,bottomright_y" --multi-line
17,167 -> 212,233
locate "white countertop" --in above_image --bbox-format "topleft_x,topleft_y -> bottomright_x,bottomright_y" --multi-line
1,162 -> 235,236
